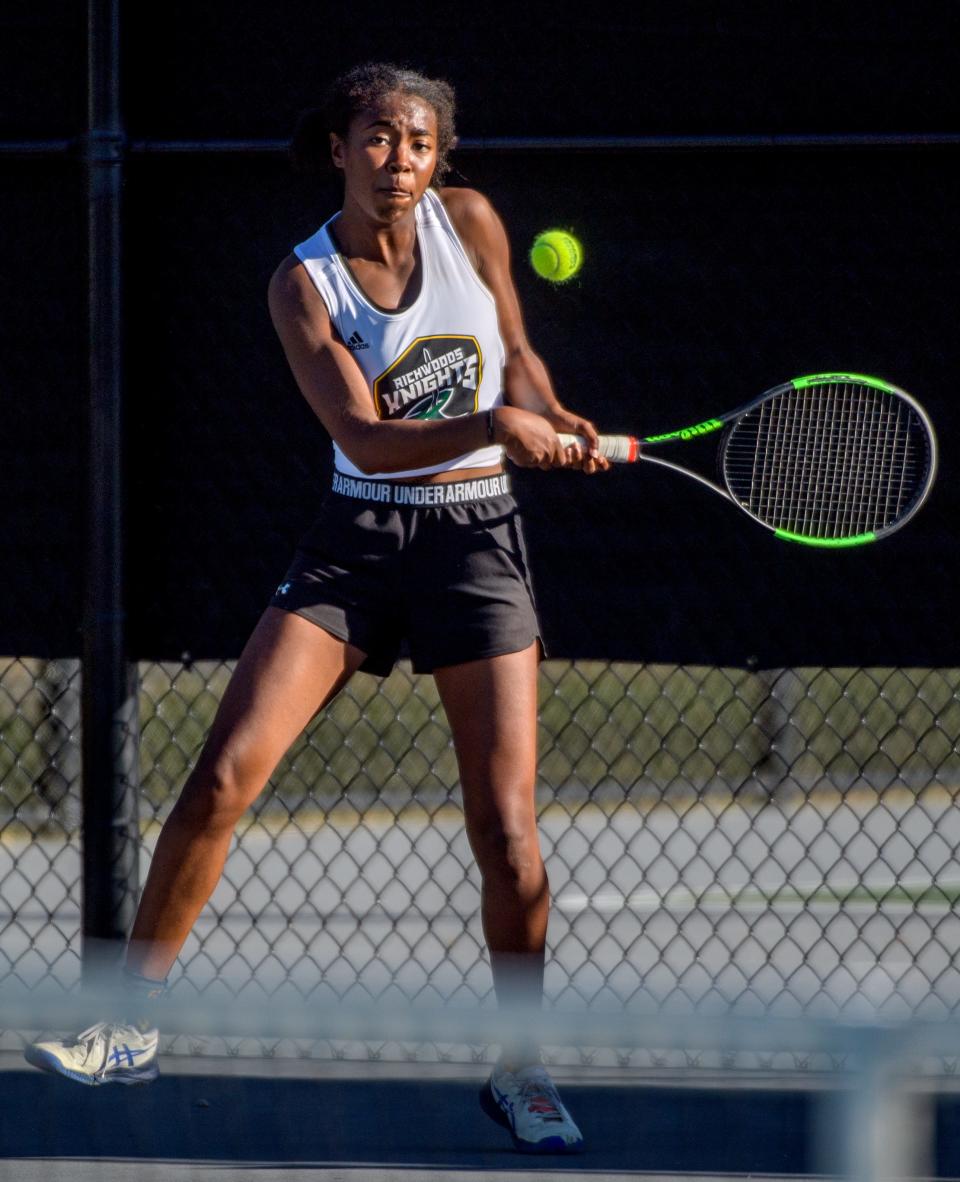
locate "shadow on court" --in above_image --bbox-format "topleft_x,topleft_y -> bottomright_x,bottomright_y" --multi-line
0,1063 -> 817,1175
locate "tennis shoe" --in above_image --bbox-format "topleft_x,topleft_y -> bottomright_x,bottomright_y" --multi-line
24,1021 -> 159,1086
480,1060 -> 584,1153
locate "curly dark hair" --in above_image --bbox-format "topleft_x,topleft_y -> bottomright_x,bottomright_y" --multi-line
291,62 -> 458,187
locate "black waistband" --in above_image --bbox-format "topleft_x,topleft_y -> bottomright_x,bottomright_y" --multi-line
331,471 -> 511,506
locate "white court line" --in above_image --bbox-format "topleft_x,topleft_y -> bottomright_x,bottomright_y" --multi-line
554,877 -> 960,914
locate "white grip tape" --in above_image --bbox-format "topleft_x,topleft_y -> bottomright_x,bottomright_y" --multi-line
556,433 -> 640,463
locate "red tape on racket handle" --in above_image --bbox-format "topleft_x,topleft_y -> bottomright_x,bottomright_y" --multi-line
556,433 -> 641,463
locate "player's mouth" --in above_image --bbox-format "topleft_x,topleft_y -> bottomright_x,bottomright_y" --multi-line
380,187 -> 412,198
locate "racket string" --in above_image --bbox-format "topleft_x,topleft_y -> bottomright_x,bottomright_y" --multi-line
724,382 -> 926,538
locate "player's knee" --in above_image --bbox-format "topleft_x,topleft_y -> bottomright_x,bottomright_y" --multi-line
176,752 -> 262,831
472,821 -> 543,887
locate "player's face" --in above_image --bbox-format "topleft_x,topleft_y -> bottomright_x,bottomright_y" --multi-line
332,93 -> 439,224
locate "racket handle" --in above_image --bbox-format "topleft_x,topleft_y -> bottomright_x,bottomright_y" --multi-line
556,433 -> 641,463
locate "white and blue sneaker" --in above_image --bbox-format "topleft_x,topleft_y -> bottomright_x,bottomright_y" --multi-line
480,1060 -> 584,1153
24,1021 -> 159,1086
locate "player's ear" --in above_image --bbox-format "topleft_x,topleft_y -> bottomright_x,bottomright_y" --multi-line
330,132 -> 346,171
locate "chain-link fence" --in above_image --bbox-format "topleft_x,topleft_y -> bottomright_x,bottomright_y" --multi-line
0,658 -> 83,997
4,655 -> 960,1062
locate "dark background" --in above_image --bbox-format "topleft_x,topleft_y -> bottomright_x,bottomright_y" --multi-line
2,2 -> 958,665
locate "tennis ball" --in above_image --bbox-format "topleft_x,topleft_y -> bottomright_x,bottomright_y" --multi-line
530,230 -> 583,283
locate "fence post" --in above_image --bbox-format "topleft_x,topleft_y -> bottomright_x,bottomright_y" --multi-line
81,0 -> 140,981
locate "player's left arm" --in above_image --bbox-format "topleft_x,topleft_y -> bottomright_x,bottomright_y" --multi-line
441,187 -> 609,473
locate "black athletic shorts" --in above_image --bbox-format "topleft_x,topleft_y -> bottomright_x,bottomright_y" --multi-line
268,472 -> 542,675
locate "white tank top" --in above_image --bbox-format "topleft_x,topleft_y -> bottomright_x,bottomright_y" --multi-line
293,188 -> 506,479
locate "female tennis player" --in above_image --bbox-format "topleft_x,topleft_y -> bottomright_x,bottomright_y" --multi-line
27,62 -> 607,1154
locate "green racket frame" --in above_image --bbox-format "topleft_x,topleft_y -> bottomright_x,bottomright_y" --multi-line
557,373 -> 938,546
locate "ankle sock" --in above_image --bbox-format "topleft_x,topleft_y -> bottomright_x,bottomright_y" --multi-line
122,967 -> 167,1031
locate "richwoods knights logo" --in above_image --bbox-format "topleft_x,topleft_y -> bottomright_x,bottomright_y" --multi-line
373,335 -> 482,421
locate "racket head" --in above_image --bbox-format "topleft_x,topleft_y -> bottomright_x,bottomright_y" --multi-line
719,373 -> 938,546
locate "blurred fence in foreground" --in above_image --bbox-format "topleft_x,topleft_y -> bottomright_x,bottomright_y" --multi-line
3,657 -> 960,1066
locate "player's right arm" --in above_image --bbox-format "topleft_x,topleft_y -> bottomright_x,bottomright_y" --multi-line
267,255 -> 561,473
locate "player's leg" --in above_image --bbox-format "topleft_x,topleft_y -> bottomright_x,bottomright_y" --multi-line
434,644 -> 583,1153
26,607 -> 366,1085
434,643 -> 546,1014
125,607 -> 366,980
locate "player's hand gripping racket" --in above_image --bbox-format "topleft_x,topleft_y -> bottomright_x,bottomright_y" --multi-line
558,373 -> 938,546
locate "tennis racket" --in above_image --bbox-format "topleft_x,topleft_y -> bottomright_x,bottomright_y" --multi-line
558,372 -> 938,546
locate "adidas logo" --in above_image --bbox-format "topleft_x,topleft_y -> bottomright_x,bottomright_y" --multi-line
346,331 -> 369,351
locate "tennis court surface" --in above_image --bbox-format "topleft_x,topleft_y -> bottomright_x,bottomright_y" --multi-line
0,1053 -> 815,1181
6,1051 -> 960,1181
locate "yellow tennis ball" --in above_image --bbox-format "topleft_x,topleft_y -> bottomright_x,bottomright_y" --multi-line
530,230 -> 583,283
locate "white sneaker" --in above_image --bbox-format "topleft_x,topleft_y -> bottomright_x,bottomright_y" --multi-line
480,1060 -> 585,1153
24,1021 -> 159,1086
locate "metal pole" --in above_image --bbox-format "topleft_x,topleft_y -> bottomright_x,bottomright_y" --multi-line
813,1028 -> 933,1182
81,0 -> 139,981
4,131 -> 960,158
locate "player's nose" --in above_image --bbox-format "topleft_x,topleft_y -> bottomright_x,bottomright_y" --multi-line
388,146 -> 412,171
